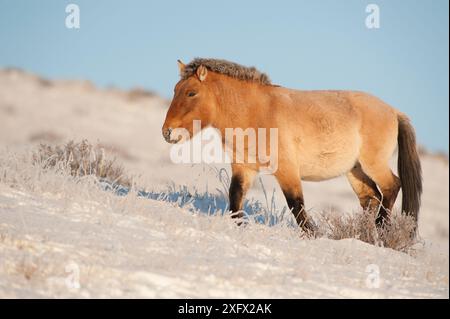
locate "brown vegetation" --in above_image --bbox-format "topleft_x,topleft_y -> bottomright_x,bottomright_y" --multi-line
317,210 -> 418,252
33,140 -> 132,187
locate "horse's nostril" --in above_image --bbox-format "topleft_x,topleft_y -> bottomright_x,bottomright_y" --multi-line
162,127 -> 172,141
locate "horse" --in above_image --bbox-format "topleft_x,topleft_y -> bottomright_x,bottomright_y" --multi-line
162,58 -> 422,234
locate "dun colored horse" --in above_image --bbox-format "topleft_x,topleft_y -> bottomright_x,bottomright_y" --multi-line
162,58 -> 422,233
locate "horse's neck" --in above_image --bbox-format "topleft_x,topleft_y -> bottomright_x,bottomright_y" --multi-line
211,78 -> 268,131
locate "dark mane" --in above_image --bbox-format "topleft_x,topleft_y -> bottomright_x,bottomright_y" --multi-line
181,58 -> 271,85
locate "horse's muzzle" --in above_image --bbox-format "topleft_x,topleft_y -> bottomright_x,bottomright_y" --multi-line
162,127 -> 181,144
162,127 -> 172,143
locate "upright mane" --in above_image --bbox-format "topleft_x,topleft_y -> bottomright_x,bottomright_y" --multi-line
181,58 -> 272,85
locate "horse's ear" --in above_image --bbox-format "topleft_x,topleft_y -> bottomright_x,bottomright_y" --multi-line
177,59 -> 185,75
196,65 -> 208,82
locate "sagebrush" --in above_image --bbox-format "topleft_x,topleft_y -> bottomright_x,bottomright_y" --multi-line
33,140 -> 132,187
317,210 -> 418,252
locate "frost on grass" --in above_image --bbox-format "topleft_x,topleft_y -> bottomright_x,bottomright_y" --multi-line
317,210 -> 418,252
107,167 -> 293,228
33,140 -> 132,187
1,140 -> 419,253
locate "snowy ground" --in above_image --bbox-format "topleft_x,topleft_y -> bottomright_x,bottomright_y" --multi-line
0,69 -> 448,298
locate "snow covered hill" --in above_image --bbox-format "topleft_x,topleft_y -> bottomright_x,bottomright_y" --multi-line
0,69 -> 448,298
0,171 -> 447,298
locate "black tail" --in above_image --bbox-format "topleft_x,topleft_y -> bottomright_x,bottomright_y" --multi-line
397,113 -> 422,221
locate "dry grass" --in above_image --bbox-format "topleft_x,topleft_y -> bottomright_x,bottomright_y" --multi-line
317,210 -> 419,252
33,140 -> 132,187
6,141 -> 419,253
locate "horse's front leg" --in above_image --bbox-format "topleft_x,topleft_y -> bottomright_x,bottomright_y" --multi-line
229,165 -> 256,221
276,169 -> 316,234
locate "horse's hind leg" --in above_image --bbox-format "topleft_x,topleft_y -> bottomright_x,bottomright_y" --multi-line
346,162 -> 382,214
359,161 -> 401,225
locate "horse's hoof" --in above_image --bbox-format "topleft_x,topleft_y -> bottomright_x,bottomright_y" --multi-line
302,220 -> 319,238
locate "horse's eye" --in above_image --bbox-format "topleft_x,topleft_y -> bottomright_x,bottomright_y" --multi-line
187,91 -> 197,97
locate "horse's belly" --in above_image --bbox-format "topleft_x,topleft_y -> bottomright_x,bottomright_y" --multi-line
299,139 -> 360,182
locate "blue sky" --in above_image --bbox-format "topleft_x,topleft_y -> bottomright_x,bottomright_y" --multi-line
0,0 -> 448,152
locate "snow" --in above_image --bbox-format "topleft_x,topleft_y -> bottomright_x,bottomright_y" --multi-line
0,181 -> 447,298
0,69 -> 448,298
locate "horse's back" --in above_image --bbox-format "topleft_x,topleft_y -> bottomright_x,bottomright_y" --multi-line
275,88 -> 398,139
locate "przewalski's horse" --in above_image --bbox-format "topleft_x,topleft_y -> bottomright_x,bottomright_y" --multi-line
162,58 -> 422,233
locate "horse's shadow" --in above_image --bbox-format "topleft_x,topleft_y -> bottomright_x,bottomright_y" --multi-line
100,180 -> 290,227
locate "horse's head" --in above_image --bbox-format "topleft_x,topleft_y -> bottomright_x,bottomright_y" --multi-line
162,60 -> 217,144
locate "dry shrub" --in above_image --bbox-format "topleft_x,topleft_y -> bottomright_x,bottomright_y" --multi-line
16,258 -> 38,280
418,145 -> 448,165
126,87 -> 156,102
379,213 -> 420,252
317,210 -> 418,253
29,131 -> 63,143
33,140 -> 132,187
37,77 -> 53,88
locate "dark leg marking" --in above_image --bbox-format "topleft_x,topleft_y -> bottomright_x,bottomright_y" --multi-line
376,181 -> 401,226
229,174 -> 244,219
376,205 -> 389,226
283,191 -> 316,233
